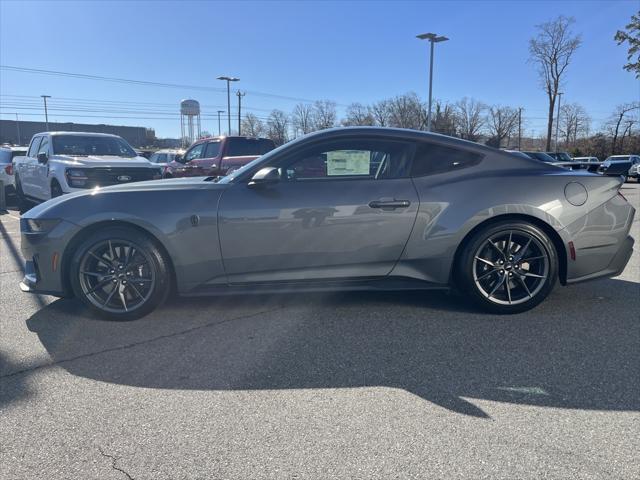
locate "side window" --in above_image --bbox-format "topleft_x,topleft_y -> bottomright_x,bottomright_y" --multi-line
27,137 -> 42,158
204,141 -> 221,158
184,143 -> 205,162
149,153 -> 159,163
37,137 -> 50,156
156,154 -> 167,163
281,139 -> 412,181
411,142 -> 483,177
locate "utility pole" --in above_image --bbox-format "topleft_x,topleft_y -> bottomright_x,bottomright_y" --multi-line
236,91 -> 245,135
15,113 -> 21,145
216,110 -> 224,136
517,107 -> 523,151
217,76 -> 239,134
41,95 -> 51,130
554,92 -> 563,153
417,33 -> 449,132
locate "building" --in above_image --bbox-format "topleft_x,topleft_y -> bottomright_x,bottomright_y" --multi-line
0,119 -> 155,147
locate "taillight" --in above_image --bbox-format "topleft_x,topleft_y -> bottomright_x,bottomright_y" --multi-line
4,164 -> 12,175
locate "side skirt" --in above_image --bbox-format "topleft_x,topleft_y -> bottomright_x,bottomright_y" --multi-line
181,276 -> 450,297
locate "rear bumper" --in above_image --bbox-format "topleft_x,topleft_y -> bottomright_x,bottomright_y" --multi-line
565,235 -> 634,284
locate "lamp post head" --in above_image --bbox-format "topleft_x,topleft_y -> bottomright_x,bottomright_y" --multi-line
416,33 -> 449,43
217,76 -> 239,82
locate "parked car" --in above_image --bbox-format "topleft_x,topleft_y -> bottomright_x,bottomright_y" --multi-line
163,136 -> 275,178
520,151 -> 560,163
598,155 -> 640,181
148,149 -> 184,165
0,145 -> 27,202
546,152 -> 573,162
628,162 -> 639,181
13,132 -> 162,206
19,127 -> 635,321
571,156 -> 602,173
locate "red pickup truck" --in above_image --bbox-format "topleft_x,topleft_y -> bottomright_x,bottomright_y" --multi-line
163,136 -> 275,178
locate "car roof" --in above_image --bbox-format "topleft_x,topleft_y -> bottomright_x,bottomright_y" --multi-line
288,126 -> 500,155
0,145 -> 28,151
33,131 -> 122,138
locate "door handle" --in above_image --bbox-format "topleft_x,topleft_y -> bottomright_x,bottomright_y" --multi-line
368,200 -> 411,209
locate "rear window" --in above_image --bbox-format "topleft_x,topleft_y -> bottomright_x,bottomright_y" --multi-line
225,138 -> 275,157
411,142 -> 483,177
0,150 -> 10,163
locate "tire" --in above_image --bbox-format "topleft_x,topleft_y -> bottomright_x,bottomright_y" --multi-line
51,180 -> 63,198
69,226 -> 172,321
14,175 -> 31,213
456,220 -> 558,314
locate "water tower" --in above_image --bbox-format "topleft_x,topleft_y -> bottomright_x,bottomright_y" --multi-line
180,99 -> 201,147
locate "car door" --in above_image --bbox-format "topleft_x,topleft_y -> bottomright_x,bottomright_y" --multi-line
217,137 -> 419,284
173,143 -> 206,177
35,136 -> 51,199
20,136 -> 42,197
196,140 -> 222,175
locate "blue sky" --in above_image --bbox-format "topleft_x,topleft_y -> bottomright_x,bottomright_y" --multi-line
0,0 -> 637,138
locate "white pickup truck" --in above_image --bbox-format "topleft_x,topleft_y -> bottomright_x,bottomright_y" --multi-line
13,131 -> 162,204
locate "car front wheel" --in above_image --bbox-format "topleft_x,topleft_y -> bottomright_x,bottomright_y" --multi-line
70,227 -> 172,321
457,220 -> 558,314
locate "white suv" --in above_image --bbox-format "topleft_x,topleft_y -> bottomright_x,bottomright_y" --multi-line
14,132 -> 161,203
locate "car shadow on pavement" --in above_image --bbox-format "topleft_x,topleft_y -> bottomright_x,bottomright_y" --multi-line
17,278 -> 640,418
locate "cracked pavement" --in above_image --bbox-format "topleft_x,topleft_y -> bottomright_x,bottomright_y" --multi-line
1,184 -> 639,479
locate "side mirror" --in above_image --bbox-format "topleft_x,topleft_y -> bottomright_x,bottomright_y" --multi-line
37,152 -> 48,164
248,167 -> 280,187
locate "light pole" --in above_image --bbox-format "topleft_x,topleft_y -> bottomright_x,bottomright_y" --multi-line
41,95 -> 51,130
216,110 -> 224,136
236,91 -> 245,135
417,33 -> 448,132
217,76 -> 239,134
555,92 -> 564,153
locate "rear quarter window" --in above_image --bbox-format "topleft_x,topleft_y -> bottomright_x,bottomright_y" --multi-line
411,142 -> 483,177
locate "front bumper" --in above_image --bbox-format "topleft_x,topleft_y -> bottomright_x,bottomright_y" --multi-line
19,219 -> 78,297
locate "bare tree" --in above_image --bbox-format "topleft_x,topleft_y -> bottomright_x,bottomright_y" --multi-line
486,106 -> 519,148
387,93 -> 424,130
455,97 -> 486,141
559,102 -> 590,146
432,100 -> 457,136
240,113 -> 266,138
607,102 -> 640,154
311,100 -> 337,130
619,119 -> 637,151
291,103 -> 314,136
342,103 -> 375,126
529,16 -> 582,150
370,100 -> 391,126
266,109 -> 289,146
614,10 -> 640,78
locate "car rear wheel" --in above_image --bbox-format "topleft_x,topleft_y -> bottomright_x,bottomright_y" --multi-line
70,227 -> 171,321
457,220 -> 558,314
51,181 -> 63,198
14,175 -> 30,213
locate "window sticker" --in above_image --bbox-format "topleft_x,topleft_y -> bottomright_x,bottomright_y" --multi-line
326,150 -> 370,176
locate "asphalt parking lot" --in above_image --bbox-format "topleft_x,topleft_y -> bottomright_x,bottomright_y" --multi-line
1,184 -> 639,479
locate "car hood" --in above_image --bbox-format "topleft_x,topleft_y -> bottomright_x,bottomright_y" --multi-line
52,155 -> 154,167
24,177 -> 225,219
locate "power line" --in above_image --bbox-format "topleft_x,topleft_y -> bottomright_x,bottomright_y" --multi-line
0,65 -> 340,105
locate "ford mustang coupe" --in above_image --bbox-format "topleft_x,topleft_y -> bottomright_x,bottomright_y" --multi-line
20,127 -> 635,320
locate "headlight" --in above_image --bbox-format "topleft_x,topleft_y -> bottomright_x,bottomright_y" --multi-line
21,218 -> 61,234
65,168 -> 89,188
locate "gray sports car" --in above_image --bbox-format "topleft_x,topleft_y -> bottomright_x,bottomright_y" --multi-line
20,127 -> 635,320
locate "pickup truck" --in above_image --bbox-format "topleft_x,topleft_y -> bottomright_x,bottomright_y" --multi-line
163,136 -> 275,178
13,132 -> 162,204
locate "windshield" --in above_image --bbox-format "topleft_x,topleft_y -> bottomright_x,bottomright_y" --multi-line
605,156 -> 629,162
225,138 -> 275,157
52,135 -> 137,157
